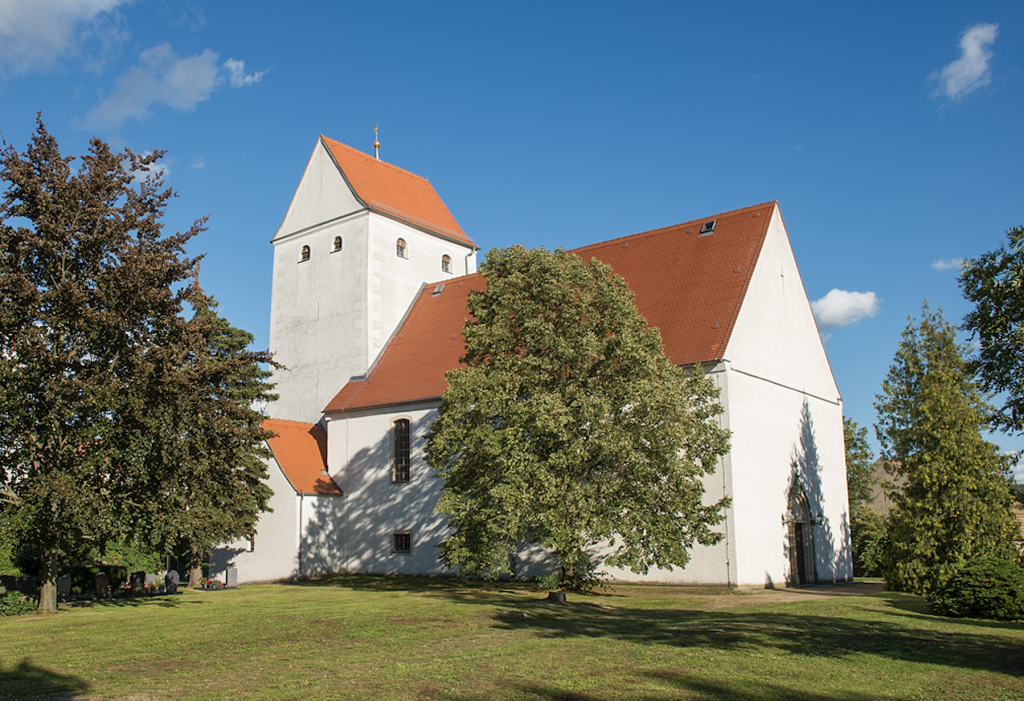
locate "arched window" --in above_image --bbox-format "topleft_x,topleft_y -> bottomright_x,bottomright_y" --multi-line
393,419 -> 410,483
300,245 -> 310,262
441,255 -> 452,273
333,236 -> 343,252
396,238 -> 407,259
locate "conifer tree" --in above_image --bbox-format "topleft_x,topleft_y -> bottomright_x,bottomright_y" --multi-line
0,118 -> 201,612
426,246 -> 730,593
874,305 -> 1018,594
139,291 -> 277,588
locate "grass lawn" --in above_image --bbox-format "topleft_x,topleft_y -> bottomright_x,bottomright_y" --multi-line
1,576 -> 1021,700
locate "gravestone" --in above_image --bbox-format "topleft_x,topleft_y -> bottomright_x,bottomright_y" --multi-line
94,572 -> 110,599
129,571 -> 145,596
16,575 -> 35,597
144,574 -> 156,592
165,569 -> 179,595
0,574 -> 16,594
225,566 -> 238,588
57,575 -> 71,602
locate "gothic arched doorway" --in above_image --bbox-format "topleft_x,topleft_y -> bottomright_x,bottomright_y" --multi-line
787,486 -> 817,585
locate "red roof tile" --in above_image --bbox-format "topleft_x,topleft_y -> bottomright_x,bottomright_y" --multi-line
572,201 -> 774,365
324,277 -> 486,413
325,202 -> 776,413
321,136 -> 476,248
264,418 -> 341,495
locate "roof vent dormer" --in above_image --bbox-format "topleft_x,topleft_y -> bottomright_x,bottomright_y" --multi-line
699,220 -> 716,236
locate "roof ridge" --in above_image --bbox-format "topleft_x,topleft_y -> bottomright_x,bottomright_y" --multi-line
320,135 -> 432,185
572,201 -> 778,252
264,417 -> 320,428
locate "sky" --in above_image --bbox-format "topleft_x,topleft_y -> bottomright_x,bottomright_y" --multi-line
1,1 -> 1022,477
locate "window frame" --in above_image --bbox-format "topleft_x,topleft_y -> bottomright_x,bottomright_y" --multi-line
391,531 -> 412,555
396,238 -> 407,259
392,418 -> 411,484
332,236 -> 343,252
300,245 -> 311,262
441,254 -> 452,273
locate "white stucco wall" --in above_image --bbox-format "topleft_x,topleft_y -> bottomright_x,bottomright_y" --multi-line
721,207 -> 852,587
327,389 -> 741,585
211,454 -> 348,584
267,140 -> 477,423
210,456 -> 299,583
327,402 -> 453,575
366,215 -> 477,367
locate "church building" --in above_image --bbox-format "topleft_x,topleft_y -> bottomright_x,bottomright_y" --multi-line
211,135 -> 853,588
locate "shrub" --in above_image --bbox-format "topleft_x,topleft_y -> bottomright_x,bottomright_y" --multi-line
929,556 -> 1024,620
851,507 -> 886,577
0,591 -> 36,616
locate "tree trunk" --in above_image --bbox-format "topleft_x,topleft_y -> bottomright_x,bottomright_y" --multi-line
37,551 -> 58,614
187,547 -> 204,589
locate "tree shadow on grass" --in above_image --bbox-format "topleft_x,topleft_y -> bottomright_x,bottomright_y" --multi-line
491,603 -> 1023,679
446,675 -> 909,701
284,575 -> 1022,678
284,573 -> 542,606
0,659 -> 89,700
61,594 -> 207,610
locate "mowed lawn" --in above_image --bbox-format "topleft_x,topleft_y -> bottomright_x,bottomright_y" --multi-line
1,576 -> 1022,700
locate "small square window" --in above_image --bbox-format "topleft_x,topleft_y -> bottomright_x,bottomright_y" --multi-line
391,532 -> 412,554
699,220 -> 716,235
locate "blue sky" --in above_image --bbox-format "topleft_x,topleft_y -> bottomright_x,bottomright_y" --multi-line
1,1 -> 1022,476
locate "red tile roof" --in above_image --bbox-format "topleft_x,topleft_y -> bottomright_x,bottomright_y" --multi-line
264,418 -> 341,495
324,276 -> 486,413
325,202 -> 777,413
321,136 -> 476,248
572,201 -> 774,365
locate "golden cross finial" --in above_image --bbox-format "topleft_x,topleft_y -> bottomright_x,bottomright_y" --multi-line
373,124 -> 380,160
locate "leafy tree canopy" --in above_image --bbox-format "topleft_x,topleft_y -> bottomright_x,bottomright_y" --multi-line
843,417 -> 875,506
960,226 -> 1024,433
874,305 -> 1018,594
843,417 -> 884,577
0,117 -> 273,610
142,290 -> 277,587
426,246 -> 731,592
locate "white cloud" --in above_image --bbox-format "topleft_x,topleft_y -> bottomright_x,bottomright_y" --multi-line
84,43 -> 266,129
223,58 -> 264,87
0,0 -> 132,75
85,43 -> 219,128
929,23 -> 999,101
810,289 -> 881,328
190,157 -> 205,169
931,257 -> 964,271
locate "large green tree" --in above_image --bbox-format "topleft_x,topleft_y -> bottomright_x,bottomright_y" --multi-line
142,291 -> 277,588
425,246 -> 731,593
960,226 -> 1024,433
0,118 -> 201,612
874,305 -> 1018,595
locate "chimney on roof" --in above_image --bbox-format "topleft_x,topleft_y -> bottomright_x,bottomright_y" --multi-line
373,124 -> 381,160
